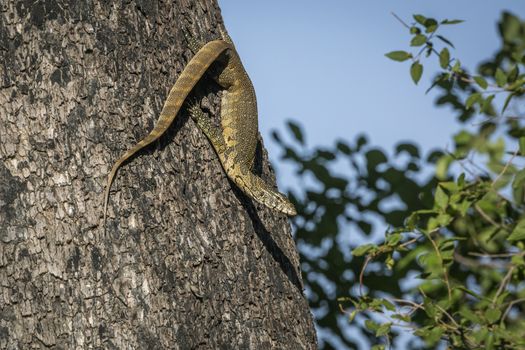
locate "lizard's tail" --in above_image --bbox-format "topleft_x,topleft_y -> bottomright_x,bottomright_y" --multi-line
103,40 -> 233,230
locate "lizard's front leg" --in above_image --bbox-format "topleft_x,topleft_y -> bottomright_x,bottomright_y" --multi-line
184,32 -> 206,55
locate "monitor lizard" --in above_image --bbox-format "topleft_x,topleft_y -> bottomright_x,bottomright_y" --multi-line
103,31 -> 296,232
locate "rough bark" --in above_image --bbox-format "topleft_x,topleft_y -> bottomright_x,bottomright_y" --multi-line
0,1 -> 317,348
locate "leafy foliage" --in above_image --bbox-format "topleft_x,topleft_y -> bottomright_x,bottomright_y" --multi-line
275,11 -> 525,349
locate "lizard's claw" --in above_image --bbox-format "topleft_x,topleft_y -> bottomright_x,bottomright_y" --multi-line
184,31 -> 204,54
186,99 -> 202,120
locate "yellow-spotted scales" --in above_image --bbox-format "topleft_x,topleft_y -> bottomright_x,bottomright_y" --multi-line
103,31 -> 296,232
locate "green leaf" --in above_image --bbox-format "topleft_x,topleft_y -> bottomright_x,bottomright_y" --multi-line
316,149 -> 336,160
439,240 -> 456,252
386,255 -> 395,270
436,35 -> 455,48
507,77 -> 525,90
411,34 -> 427,47
428,213 -> 452,229
508,219 -> 525,241
511,254 -> 525,266
271,131 -> 282,144
457,173 -> 466,187
459,307 -> 482,323
485,308 -> 501,324
436,154 -> 452,180
413,14 -> 426,25
385,51 -> 412,62
287,121 -> 304,145
426,24 -> 438,33
409,26 -> 420,35
502,13 -> 521,41
481,94 -> 495,113
352,244 -> 377,257
519,137 -> 525,155
441,19 -> 464,25
512,168 -> 525,204
369,298 -> 385,310
349,310 -> 357,322
423,297 -> 437,319
508,65 -> 519,83
501,92 -> 515,114
465,92 -> 481,109
381,299 -> 396,311
511,51 -> 524,62
455,199 -> 472,216
474,76 -> 488,89
366,149 -> 387,167
439,48 -> 450,69
356,134 -> 368,149
371,345 -> 386,350
392,313 -> 411,322
414,326 -> 432,338
365,319 -> 380,332
456,132 -> 472,149
336,141 -> 352,155
451,59 -> 461,73
395,143 -> 420,158
386,233 -> 402,246
410,61 -> 423,84
376,322 -> 392,337
495,68 -> 507,87
423,18 -> 438,32
434,186 -> 449,210
426,326 -> 445,345
456,286 -> 486,301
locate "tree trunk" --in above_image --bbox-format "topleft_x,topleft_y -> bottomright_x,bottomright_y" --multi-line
0,1 -> 317,348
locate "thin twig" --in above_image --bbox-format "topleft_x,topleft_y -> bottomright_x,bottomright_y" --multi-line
413,31 -> 437,61
427,234 -> 453,301
492,266 -> 515,306
502,298 -> 525,320
492,148 -> 519,187
418,287 -> 476,346
435,304 -> 460,329
472,114 -> 525,127
390,298 -> 424,315
359,255 -> 372,296
391,12 -> 410,29
460,154 -> 491,180
453,251 -> 509,269
469,251 -> 522,258
398,235 -> 423,249
474,204 -> 510,233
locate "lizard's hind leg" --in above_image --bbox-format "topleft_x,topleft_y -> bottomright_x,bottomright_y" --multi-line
188,103 -> 227,154
188,104 -> 297,216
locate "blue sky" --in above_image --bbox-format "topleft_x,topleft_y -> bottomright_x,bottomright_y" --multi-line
217,3 -> 525,348
218,1 -> 525,189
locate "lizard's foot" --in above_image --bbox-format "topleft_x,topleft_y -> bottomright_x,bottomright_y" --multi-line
218,27 -> 233,45
239,170 -> 297,216
187,101 -> 207,126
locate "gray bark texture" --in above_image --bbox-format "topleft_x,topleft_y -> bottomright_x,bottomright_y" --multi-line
0,0 -> 317,349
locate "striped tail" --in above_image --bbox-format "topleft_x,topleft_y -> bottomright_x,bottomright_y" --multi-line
103,40 -> 232,231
